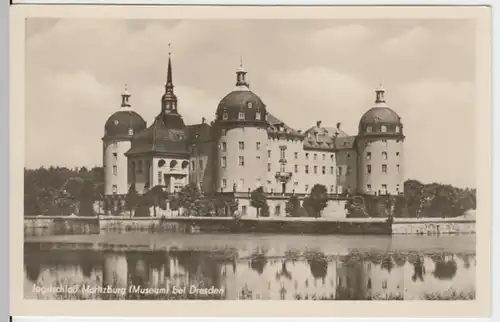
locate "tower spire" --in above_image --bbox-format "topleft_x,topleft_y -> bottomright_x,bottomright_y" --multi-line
166,43 -> 173,89
162,43 -> 178,113
375,84 -> 386,104
235,57 -> 249,89
121,84 -> 131,108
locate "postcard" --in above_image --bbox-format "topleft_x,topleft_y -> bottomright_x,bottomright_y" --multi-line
10,4 -> 492,318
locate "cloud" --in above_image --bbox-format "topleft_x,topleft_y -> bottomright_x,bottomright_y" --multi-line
380,26 -> 430,58
24,18 -> 477,188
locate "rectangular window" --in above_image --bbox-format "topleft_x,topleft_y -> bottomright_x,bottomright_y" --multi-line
158,171 -> 162,184
242,205 -> 247,216
330,154 -> 334,161
222,179 -> 227,188
280,147 -> 286,159
294,165 -> 298,173
314,166 -> 318,174
199,160 -> 203,170
367,184 -> 372,191
294,152 -> 299,159
367,165 -> 372,174
305,165 -> 309,174
321,166 -> 326,174
267,163 -> 271,172
113,152 -> 117,161
268,150 -> 271,158
256,142 -> 261,150
221,157 -> 227,168
366,152 -> 371,160
305,153 -> 310,160
112,165 -> 117,175
322,154 -> 326,160
382,184 -> 388,194
275,205 -> 281,216
112,185 -> 117,194
239,141 -> 245,150
239,156 -> 245,167
256,112 -> 261,120
330,166 -> 334,174
238,111 -> 245,120
314,154 -> 317,160
330,185 -> 334,193
138,160 -> 143,173
338,166 -> 343,176
191,160 -> 196,170
221,142 -> 227,152
382,164 -> 387,173
382,151 -> 387,160
397,164 -> 400,173
347,165 -> 352,174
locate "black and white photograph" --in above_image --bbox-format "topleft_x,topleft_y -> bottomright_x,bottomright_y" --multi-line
11,4 -> 492,318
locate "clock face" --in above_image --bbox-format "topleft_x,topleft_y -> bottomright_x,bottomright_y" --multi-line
114,120 -> 119,125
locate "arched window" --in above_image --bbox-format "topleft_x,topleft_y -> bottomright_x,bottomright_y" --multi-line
381,125 -> 387,132
366,126 -> 372,133
238,111 -> 245,120
169,160 -> 177,169
158,159 -> 166,167
181,160 -> 189,169
247,102 -> 253,109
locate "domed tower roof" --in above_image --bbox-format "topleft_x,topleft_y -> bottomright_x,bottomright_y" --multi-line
103,86 -> 146,140
215,61 -> 268,126
358,86 -> 404,137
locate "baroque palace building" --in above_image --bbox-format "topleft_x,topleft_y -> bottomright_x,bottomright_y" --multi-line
102,53 -> 406,217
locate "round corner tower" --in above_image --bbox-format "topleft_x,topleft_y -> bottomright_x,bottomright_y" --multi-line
214,62 -> 269,193
356,86 -> 405,196
102,86 -> 146,197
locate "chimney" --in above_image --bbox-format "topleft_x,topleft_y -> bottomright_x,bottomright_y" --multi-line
336,122 -> 341,130
316,121 -> 322,128
202,117 -> 206,124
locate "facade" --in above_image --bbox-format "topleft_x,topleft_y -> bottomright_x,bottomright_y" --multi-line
102,54 -> 406,216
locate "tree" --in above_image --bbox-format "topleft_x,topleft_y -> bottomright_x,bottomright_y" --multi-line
145,185 -> 168,217
285,195 -> 301,217
78,179 -> 95,216
306,184 -> 328,218
125,184 -> 139,218
178,183 -> 203,216
250,186 -> 267,218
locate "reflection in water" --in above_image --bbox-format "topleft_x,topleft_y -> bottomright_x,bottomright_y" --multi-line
24,244 -> 476,301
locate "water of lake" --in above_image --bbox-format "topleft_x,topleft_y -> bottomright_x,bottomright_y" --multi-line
24,233 -> 476,301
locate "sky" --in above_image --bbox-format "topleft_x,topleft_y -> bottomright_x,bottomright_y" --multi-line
25,18 -> 476,188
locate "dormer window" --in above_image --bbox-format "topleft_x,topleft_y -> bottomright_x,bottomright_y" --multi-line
223,111 -> 228,120
256,110 -> 261,120
247,102 -> 253,109
366,126 -> 372,133
381,125 -> 387,132
395,126 -> 400,133
128,128 -> 134,135
238,111 -> 245,120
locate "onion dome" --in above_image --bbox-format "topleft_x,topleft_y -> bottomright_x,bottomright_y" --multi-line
215,61 -> 268,125
358,86 -> 403,136
103,86 -> 146,139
